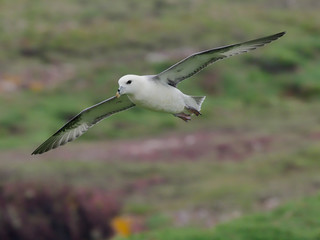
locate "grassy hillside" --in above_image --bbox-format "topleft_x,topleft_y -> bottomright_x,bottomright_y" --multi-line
119,193 -> 320,240
1,0 -> 320,150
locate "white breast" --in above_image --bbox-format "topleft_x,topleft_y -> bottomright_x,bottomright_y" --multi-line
128,79 -> 186,114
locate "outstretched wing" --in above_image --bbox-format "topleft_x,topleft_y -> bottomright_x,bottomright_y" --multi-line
32,95 -> 135,155
154,32 -> 285,87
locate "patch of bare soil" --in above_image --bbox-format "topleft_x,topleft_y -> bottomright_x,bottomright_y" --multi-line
12,129 -> 318,162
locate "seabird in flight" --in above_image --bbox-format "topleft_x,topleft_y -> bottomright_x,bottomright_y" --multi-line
32,31 -> 285,155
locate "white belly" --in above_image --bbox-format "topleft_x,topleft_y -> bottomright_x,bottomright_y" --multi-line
128,82 -> 186,114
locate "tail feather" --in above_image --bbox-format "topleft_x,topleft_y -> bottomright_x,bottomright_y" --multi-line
190,96 -> 206,111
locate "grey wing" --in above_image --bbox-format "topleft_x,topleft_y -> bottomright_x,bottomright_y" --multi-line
32,95 -> 135,155
154,32 -> 285,87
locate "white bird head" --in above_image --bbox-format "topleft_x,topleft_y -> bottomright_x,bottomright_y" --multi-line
116,74 -> 142,98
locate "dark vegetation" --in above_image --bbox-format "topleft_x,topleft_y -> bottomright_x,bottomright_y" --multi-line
0,183 -> 120,240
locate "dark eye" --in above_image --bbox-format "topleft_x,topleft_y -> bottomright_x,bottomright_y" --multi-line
126,80 -> 132,85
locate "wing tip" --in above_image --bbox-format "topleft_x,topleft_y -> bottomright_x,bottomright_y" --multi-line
31,147 -> 47,155
268,31 -> 286,41
275,31 -> 286,38
31,149 -> 43,155
31,141 -> 52,155
31,146 -> 42,155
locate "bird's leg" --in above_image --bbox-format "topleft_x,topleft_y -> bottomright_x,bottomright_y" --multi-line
186,107 -> 201,116
174,112 -> 192,122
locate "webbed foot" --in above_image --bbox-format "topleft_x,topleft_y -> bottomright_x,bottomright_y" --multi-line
186,107 -> 201,116
174,113 -> 192,122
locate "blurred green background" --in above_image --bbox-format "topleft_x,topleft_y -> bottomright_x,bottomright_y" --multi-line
1,0 -> 320,239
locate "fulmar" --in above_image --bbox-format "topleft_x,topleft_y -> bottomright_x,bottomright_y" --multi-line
32,31 -> 285,155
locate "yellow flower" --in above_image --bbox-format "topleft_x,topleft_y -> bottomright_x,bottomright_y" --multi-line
111,216 -> 132,237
